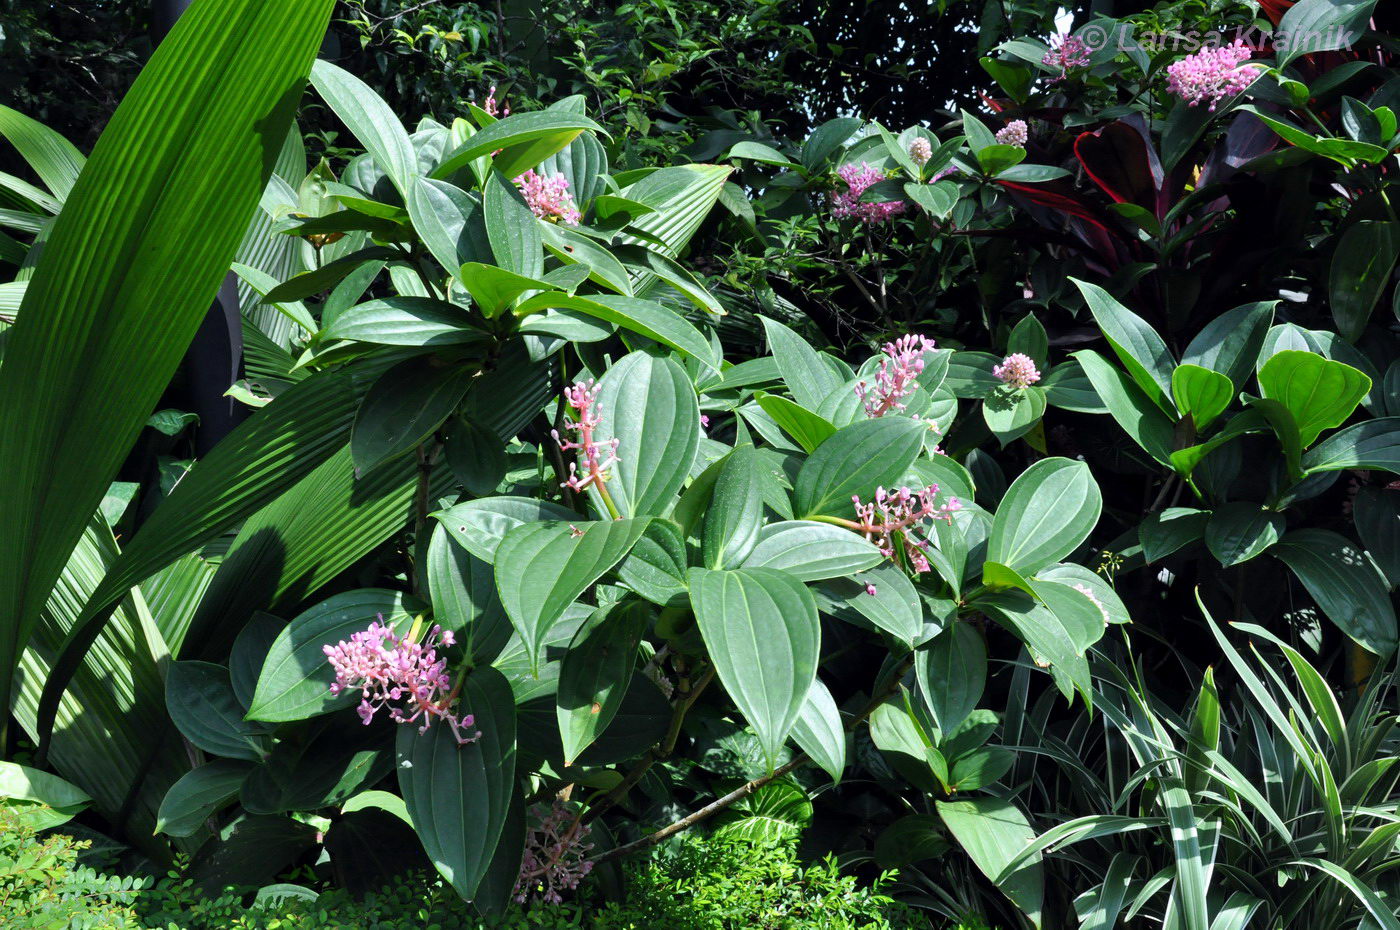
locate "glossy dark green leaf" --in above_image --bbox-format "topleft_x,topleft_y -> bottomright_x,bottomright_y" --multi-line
495,519 -> 649,672
166,661 -> 270,762
351,357 -> 476,474
398,666 -> 516,901
983,386 -> 1047,444
754,393 -> 836,453
789,677 -> 845,783
741,520 -> 883,581
689,567 -> 820,770
1271,529 -> 1397,658
515,292 -> 719,372
794,417 -> 927,518
1181,302 -> 1275,390
444,418 -> 507,497
483,170 -> 543,280
1205,503 -> 1285,567
1073,278 -> 1174,411
702,445 -> 766,569
1353,489 -> 1400,586
1072,350 -> 1175,465
819,563 -> 924,648
557,600 -> 649,764
712,778 -> 812,843
916,622 -> 986,736
1330,221 -> 1399,340
322,297 -> 481,346
247,589 -> 415,723
591,352 -> 700,518
155,760 -> 250,837
760,316 -> 844,410
406,177 -> 489,272
434,111 -> 605,179
434,496 -> 578,564
458,262 -> 549,318
1139,507 -> 1209,562
426,524 -> 511,662
987,458 -> 1101,575
937,798 -> 1043,926
310,59 -> 417,195
1302,417 -> 1400,475
616,518 -> 689,607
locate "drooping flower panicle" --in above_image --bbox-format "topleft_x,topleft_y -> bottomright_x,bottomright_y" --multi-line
995,119 -> 1028,148
552,380 -> 620,493
1042,34 -> 1092,80
856,335 -> 936,417
908,136 -> 932,166
514,801 -> 594,905
993,352 -> 1041,389
851,484 -> 961,575
831,161 -> 906,223
324,620 -> 478,745
1165,40 -> 1258,110
515,169 -> 582,225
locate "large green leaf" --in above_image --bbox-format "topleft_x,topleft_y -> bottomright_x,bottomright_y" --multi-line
915,622 -> 986,736
1205,503 -> 1284,567
1330,221 -> 1399,341
483,169 -> 543,280
434,496 -> 578,564
0,760 -> 91,829
712,778 -> 813,843
0,105 -> 85,203
156,760 -> 251,837
426,524 -> 512,662
1181,302 -> 1275,390
434,111 -> 606,179
1258,350 -> 1371,448
794,417 -> 927,518
494,519 -> 649,672
1073,279 -> 1174,411
13,520 -> 190,856
556,600 -> 649,765
1302,417 -> 1400,475
247,589 -> 415,723
398,666 -> 516,901
1073,350 -> 1175,465
702,445 -> 766,569
36,367 -> 363,746
987,458 -> 1102,575
617,163 -> 732,266
1276,0 -> 1379,67
938,798 -> 1043,928
689,567 -> 819,770
0,0 -> 334,721
166,661 -> 271,762
350,357 -> 477,474
515,292 -> 719,372
820,564 -> 925,648
184,447 -> 451,659
1271,529 -> 1397,658
1171,364 -> 1233,433
760,316 -> 844,410
789,677 -> 846,783
741,521 -> 884,581
590,352 -> 700,518
321,297 -> 481,346
309,59 -> 417,197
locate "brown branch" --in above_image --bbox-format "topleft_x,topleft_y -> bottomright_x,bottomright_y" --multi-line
590,654 -> 915,865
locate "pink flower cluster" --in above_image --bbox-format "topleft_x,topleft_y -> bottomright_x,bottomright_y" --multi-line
996,120 -> 1028,148
909,137 -> 932,166
1166,40 -> 1258,110
323,620 -> 478,745
831,162 -> 906,223
480,84 -> 510,118
852,484 -> 961,575
1042,34 -> 1092,80
514,801 -> 594,905
552,380 -> 620,493
856,335 -> 936,418
993,353 -> 1041,389
515,170 -> 581,225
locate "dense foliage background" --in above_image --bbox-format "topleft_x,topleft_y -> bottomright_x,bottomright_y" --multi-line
1,0 -> 1399,928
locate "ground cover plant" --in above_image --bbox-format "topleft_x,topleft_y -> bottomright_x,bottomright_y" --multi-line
0,0 -> 1398,928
